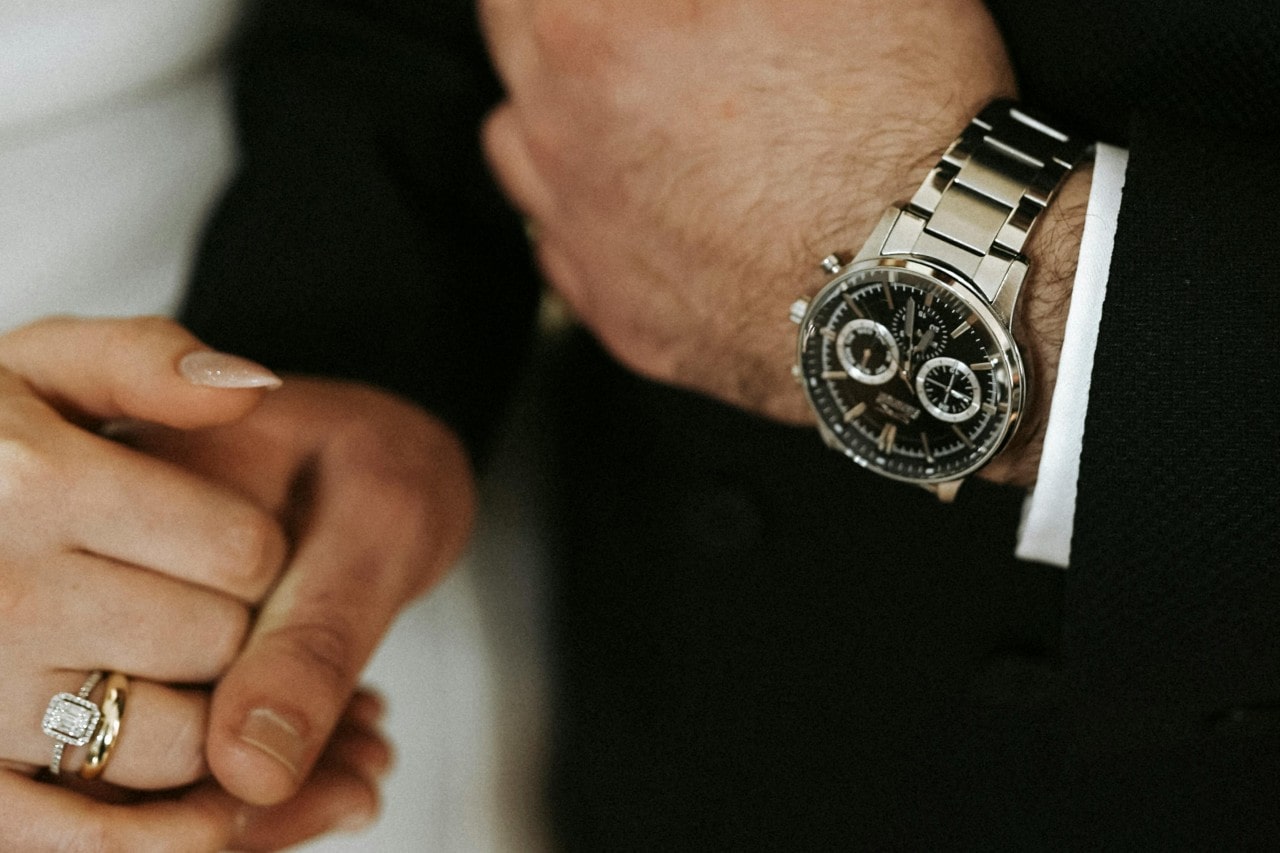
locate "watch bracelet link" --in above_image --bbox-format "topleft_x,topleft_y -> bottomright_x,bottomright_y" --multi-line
877,100 -> 1092,310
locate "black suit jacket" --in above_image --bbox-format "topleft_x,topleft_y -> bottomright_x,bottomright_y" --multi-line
184,0 -> 1280,848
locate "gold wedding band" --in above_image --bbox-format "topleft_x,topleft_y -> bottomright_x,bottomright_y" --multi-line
79,672 -> 129,781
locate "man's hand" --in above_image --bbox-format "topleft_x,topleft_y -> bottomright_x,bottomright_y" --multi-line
480,0 -> 1017,424
129,377 -> 477,806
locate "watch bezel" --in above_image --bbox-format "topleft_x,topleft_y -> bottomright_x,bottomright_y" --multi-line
795,255 -> 1027,485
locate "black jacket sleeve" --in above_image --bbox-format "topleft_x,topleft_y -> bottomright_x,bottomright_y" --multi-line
181,0 -> 540,464
990,0 -> 1280,686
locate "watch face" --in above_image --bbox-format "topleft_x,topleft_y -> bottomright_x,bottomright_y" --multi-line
795,258 -> 1024,484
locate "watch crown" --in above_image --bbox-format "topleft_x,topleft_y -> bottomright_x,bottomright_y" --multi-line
788,297 -> 810,325
820,254 -> 842,275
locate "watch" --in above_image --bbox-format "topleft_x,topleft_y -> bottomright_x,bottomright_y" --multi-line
787,100 -> 1091,500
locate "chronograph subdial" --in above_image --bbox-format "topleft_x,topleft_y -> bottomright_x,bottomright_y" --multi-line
834,319 -> 900,386
915,357 -> 982,423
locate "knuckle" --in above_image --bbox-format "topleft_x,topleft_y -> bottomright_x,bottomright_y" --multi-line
101,315 -> 183,352
194,601 -> 252,679
166,702 -> 212,785
530,0 -> 607,73
56,822 -> 110,853
271,617 -> 358,700
597,323 -> 679,387
214,509 -> 285,597
0,572 -> 35,634
0,429 -> 62,525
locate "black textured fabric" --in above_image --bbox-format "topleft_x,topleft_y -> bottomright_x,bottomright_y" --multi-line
182,0 -> 540,463
1066,117 -> 1280,693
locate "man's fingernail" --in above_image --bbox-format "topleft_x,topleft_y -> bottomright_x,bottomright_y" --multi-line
179,351 -> 283,389
239,708 -> 306,778
337,811 -> 376,833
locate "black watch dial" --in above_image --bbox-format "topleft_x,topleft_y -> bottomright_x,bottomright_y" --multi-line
796,260 -> 1024,483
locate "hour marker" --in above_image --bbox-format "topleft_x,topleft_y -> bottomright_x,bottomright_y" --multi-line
821,370 -> 848,380
842,294 -> 866,319
877,423 -> 898,455
970,361 -> 993,371
951,315 -> 976,338
881,283 -> 896,310
843,401 -> 867,422
981,402 -> 997,415
952,425 -> 975,448
924,292 -> 935,308
821,328 -> 838,341
921,433 -> 935,463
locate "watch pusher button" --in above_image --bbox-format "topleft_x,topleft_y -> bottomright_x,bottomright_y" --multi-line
820,254 -> 842,274
788,297 -> 810,325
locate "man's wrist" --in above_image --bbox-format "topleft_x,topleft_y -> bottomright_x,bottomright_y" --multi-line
981,162 -> 1093,487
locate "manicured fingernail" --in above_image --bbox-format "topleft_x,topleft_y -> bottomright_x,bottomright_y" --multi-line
239,708 -> 306,779
179,351 -> 282,389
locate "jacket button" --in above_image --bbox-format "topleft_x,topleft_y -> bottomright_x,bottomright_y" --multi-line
682,483 -> 762,553
967,649 -> 1060,708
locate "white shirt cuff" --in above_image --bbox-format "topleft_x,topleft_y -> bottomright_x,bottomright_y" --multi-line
1015,142 -> 1130,569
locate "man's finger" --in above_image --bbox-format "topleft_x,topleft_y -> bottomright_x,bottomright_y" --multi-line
0,315 -> 280,429
476,0 -> 535,93
233,694 -> 391,850
206,407 -> 475,805
481,102 -> 559,223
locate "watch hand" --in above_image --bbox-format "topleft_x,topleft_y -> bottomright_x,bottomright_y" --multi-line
901,303 -> 921,381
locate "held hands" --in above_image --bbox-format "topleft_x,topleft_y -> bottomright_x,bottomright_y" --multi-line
481,0 -> 1089,485
0,317 -> 476,850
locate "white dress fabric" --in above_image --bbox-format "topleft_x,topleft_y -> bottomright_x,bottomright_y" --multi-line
0,1 -> 238,330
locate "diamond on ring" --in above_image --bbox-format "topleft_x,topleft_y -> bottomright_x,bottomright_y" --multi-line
43,671 -> 104,775
42,693 -> 101,746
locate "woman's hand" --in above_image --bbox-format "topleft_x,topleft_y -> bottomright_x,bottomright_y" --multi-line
0,316 -> 287,787
0,316 -> 397,849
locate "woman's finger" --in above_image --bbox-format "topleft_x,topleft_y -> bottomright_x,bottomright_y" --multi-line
5,676 -> 210,790
13,550 -> 249,683
206,394 -> 475,806
60,429 -> 287,603
0,315 -> 279,429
